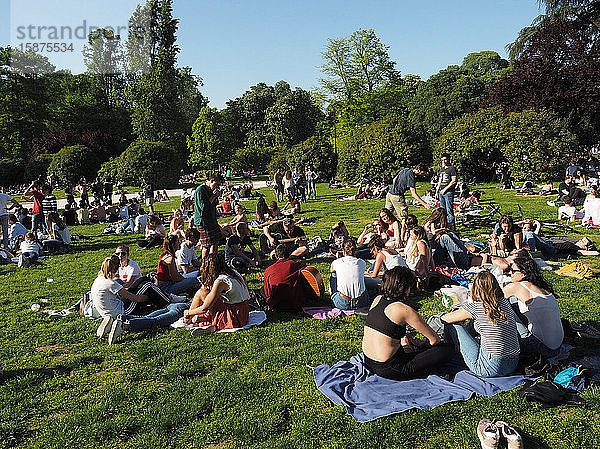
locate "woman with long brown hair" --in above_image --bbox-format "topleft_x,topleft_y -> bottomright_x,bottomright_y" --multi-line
441,271 -> 520,377
183,253 -> 250,334
156,235 -> 200,295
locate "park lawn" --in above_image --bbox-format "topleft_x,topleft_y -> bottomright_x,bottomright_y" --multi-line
1,183 -> 600,449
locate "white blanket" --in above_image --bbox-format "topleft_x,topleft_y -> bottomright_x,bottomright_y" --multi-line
170,310 -> 267,333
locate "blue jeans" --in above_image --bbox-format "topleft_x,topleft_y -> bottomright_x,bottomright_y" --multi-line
159,277 -> 200,295
329,273 -> 373,310
21,252 -> 39,263
31,213 -> 46,233
121,302 -> 189,332
0,214 -> 8,248
122,219 -> 135,233
522,231 -> 556,256
513,314 -> 561,358
433,232 -> 472,270
443,321 -> 519,377
439,191 -> 455,229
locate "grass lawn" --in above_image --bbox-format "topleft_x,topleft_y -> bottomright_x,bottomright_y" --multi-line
1,182 -> 600,448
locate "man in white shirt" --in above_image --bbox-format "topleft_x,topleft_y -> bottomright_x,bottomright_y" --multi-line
8,214 -> 27,249
329,239 -> 376,310
176,228 -> 201,275
135,209 -> 149,233
0,192 -> 21,248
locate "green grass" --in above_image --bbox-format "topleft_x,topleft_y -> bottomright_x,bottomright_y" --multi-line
1,183 -> 600,448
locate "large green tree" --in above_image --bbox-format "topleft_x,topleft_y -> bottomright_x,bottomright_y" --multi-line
320,29 -> 399,101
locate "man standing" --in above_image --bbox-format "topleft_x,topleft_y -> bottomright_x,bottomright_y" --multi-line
436,153 -> 458,230
194,173 -> 224,258
23,180 -> 46,233
0,191 -> 21,248
386,163 -> 431,219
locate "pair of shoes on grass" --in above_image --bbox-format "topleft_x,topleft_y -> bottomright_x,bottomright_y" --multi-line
17,254 -> 30,268
477,419 -> 523,449
96,316 -> 124,344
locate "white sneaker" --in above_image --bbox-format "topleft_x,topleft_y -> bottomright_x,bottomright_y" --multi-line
170,294 -> 187,303
96,316 -> 114,338
108,320 -> 123,345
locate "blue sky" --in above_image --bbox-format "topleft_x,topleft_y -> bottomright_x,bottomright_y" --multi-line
2,0 -> 543,109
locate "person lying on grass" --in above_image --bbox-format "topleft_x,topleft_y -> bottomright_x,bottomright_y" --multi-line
502,256 -> 564,358
441,271 -> 520,378
362,266 -> 454,381
183,253 -> 250,334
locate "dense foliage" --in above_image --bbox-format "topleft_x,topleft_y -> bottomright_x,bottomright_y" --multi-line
99,140 -> 179,187
48,145 -> 101,185
434,107 -> 576,182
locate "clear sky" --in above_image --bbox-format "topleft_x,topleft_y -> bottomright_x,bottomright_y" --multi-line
1,0 -> 543,109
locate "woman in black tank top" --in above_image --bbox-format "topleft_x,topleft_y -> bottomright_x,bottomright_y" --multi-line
362,267 -> 454,381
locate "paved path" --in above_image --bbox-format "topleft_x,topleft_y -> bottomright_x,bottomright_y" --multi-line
19,181 -> 269,210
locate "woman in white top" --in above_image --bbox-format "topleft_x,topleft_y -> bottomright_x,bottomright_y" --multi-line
283,170 -> 295,198
184,253 -> 250,333
365,236 -> 408,280
405,226 -> 434,281
502,255 -> 563,357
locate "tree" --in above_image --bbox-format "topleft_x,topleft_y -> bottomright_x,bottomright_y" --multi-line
336,113 -> 427,183
187,107 -> 237,170
320,29 -> 399,101
48,145 -> 101,185
486,18 -> 600,146
433,107 -> 576,182
287,135 -> 337,180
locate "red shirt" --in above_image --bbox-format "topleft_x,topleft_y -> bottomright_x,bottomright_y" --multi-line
30,189 -> 45,215
263,258 -> 307,312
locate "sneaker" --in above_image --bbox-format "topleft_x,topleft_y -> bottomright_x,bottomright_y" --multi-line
96,316 -> 114,338
108,320 -> 123,345
169,294 -> 187,303
17,254 -> 25,268
477,419 -> 500,449
496,421 -> 523,449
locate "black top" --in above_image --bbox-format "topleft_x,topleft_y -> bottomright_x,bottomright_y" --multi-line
225,234 -> 252,262
438,165 -> 458,191
365,297 -> 406,340
268,222 -> 305,240
389,168 -> 416,196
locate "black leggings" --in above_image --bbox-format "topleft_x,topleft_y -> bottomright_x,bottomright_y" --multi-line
365,344 -> 455,381
122,276 -> 171,315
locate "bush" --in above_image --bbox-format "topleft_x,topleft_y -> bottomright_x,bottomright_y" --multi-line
231,147 -> 273,172
0,159 -> 25,187
99,140 -> 179,188
287,135 -> 337,180
337,113 -> 428,183
48,145 -> 101,185
433,107 -> 576,182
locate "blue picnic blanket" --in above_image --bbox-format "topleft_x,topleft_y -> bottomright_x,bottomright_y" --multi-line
313,353 -> 529,422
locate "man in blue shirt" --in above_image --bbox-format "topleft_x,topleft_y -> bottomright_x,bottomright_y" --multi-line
386,163 -> 431,219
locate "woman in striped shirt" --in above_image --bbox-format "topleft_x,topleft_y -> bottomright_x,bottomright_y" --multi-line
441,271 -> 520,377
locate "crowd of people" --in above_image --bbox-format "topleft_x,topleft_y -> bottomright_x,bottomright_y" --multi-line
6,158 -> 596,393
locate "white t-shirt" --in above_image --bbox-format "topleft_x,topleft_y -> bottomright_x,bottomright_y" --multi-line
583,197 -> 600,225
9,222 -> 28,242
331,256 -> 367,299
176,241 -> 197,273
20,240 -> 41,254
558,205 -> 583,220
135,214 -> 149,233
53,224 -> 71,245
118,259 -> 142,284
91,276 -> 124,318
0,193 -> 14,217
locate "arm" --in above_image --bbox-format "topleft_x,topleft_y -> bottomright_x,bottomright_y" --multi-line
187,279 -> 228,316
440,307 -> 472,324
402,305 -> 442,346
514,232 -> 522,249
165,255 -> 185,282
366,253 -> 385,277
263,226 -> 277,245
409,187 -> 432,209
440,175 -> 457,195
247,241 -> 261,264
118,288 -> 148,303
357,225 -> 371,245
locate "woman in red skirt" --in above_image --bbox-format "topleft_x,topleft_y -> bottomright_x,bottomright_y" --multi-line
183,253 -> 250,334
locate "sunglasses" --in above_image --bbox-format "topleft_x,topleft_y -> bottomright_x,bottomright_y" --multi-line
115,252 -> 127,256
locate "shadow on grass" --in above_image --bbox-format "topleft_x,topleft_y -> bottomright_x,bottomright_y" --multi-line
0,366 -> 72,385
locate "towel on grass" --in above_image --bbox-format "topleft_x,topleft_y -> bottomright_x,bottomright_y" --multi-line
313,353 -> 529,422
303,307 -> 355,320
170,310 -> 267,332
